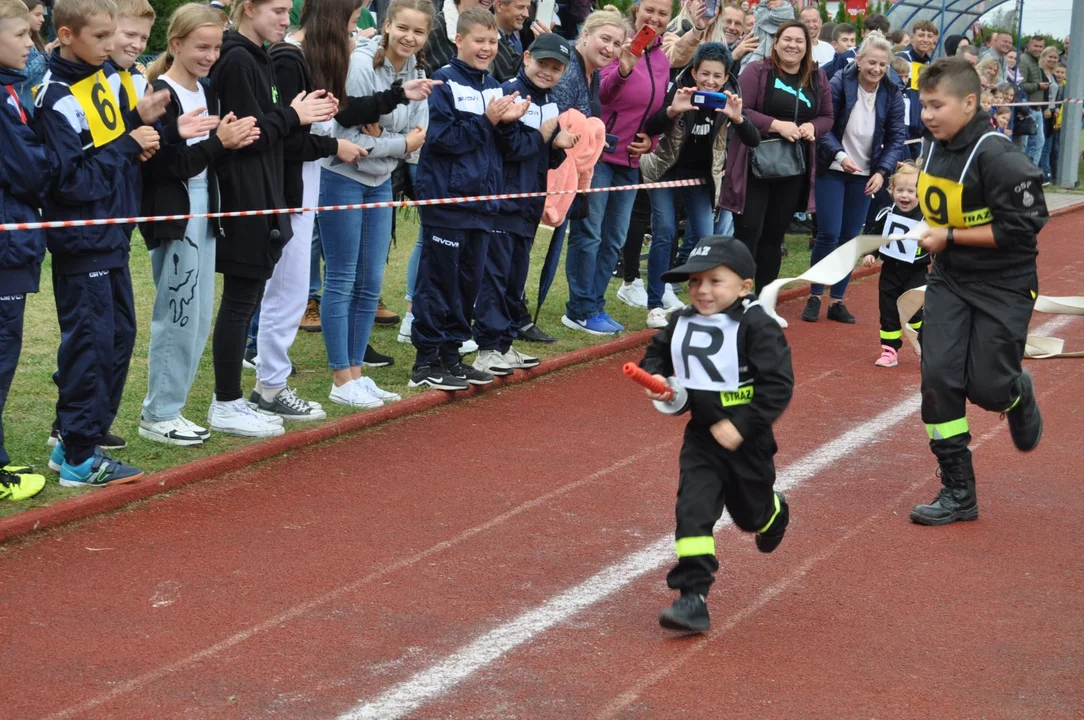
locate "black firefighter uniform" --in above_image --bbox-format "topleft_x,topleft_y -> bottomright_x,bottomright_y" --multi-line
640,298 -> 794,595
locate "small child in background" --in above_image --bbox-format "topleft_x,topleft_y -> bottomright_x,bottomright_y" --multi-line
892,55 -> 923,160
994,105 -> 1011,136
861,161 -> 927,368
639,235 -> 794,633
739,0 -> 793,71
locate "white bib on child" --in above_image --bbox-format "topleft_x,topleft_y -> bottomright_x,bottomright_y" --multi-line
878,210 -> 923,263
669,313 -> 741,392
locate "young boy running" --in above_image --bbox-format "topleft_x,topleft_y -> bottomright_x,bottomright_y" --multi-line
640,236 -> 794,632
910,57 -> 1048,526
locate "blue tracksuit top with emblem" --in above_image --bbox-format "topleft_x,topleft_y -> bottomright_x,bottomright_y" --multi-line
32,50 -> 144,275
415,58 -> 510,230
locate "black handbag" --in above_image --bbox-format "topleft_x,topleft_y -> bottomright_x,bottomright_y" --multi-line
750,73 -> 808,180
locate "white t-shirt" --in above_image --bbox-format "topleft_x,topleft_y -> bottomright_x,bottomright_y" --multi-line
812,40 -> 835,66
161,75 -> 210,180
830,85 -> 877,176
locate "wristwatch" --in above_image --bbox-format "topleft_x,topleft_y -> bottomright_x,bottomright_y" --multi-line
945,227 -> 955,248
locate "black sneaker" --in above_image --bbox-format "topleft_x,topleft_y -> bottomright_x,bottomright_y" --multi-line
1005,369 -> 1043,452
826,301 -> 856,324
363,344 -> 394,368
517,322 -> 557,344
755,492 -> 789,553
49,426 -> 126,450
658,592 -> 711,633
450,362 -> 494,386
409,365 -> 469,391
910,457 -> 978,526
800,295 -> 821,322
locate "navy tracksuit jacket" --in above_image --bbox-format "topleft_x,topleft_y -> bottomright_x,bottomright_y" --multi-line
410,58 -> 521,368
474,70 -> 567,352
0,66 -> 61,466
33,51 -> 145,465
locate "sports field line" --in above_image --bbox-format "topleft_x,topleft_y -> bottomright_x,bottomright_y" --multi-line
339,316 -> 1075,720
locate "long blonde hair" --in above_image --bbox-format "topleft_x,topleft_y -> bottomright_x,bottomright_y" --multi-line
145,3 -> 222,82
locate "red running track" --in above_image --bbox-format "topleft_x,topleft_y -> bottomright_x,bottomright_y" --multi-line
2,217 -> 1082,719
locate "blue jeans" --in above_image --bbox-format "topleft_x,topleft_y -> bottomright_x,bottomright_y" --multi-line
714,208 -> 734,236
143,179 -> 216,422
1024,109 -> 1045,166
810,170 -> 872,299
309,220 -> 323,300
565,162 -> 639,320
648,182 -> 714,309
405,162 -> 424,303
316,170 -> 394,370
1039,128 -> 1055,178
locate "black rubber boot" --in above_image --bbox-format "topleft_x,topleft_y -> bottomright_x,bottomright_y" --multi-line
910,454 -> 978,526
755,492 -> 789,553
1006,369 -> 1043,452
658,592 -> 711,633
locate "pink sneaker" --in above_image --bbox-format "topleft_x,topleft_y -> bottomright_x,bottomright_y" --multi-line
875,345 -> 898,368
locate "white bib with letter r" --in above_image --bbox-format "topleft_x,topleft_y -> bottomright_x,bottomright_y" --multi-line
669,313 -> 741,392
878,211 -> 923,263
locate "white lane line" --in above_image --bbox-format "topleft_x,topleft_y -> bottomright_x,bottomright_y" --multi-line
44,440 -> 677,720
341,314 -> 1077,720
340,394 -> 924,720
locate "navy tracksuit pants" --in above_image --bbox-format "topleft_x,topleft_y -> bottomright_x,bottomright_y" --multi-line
52,265 -> 137,465
411,225 -> 492,369
0,293 -> 27,467
474,230 -> 533,353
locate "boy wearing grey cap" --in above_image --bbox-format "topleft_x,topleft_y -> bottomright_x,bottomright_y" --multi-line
639,235 -> 794,633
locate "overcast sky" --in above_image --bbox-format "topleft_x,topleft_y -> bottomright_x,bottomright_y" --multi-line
983,0 -> 1075,36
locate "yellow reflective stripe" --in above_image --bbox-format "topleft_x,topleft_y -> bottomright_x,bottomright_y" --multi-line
926,418 -> 969,440
962,207 -> 992,226
880,329 -> 903,340
1030,290 -> 1038,300
675,536 -> 715,558
1004,396 -> 1021,413
908,320 -> 923,330
757,493 -> 782,534
720,386 -> 754,406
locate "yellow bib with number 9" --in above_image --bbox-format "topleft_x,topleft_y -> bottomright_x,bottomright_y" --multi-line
69,70 -> 124,148
918,171 -> 992,229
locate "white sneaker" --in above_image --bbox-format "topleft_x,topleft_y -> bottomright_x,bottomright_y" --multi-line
177,415 -> 210,439
646,307 -> 670,329
398,312 -> 413,344
662,283 -> 685,312
358,376 -> 401,403
208,397 -> 285,438
474,349 -> 514,376
503,346 -> 540,369
328,380 -> 384,409
616,278 -> 649,308
139,417 -> 204,446
460,339 -> 479,355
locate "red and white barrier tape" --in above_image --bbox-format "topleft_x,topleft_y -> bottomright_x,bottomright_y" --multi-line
0,178 -> 708,232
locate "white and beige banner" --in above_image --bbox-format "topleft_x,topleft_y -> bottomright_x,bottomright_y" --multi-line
757,222 -> 1084,359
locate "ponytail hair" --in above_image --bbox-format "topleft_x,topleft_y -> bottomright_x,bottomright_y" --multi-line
145,3 -> 222,82
372,0 -> 435,74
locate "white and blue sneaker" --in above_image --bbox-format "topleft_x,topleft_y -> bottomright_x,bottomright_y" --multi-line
48,442 -> 65,473
597,312 -> 625,332
561,315 -> 616,336
59,449 -> 143,488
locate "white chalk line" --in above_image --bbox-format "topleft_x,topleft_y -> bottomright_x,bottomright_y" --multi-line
340,313 -> 1076,720
43,440 -> 677,720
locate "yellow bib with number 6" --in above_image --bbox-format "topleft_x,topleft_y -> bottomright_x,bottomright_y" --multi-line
69,70 -> 124,148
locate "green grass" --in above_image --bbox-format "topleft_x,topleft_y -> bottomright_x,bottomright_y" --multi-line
2,212 -> 813,519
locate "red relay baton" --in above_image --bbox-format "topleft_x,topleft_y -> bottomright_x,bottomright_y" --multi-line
623,363 -> 674,401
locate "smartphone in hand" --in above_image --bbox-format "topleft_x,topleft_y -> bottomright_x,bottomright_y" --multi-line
628,24 -> 657,57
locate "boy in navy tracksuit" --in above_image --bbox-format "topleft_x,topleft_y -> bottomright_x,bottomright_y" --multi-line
34,0 -> 167,486
0,0 -> 58,501
472,34 -> 579,378
409,7 -> 530,391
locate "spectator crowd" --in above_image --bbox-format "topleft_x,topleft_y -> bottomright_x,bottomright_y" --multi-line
0,0 -> 1075,499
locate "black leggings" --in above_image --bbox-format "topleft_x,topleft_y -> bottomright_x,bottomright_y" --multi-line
213,274 -> 264,402
733,172 -> 807,292
621,188 -> 653,282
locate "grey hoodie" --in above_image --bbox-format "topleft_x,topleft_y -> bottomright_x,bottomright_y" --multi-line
326,36 -> 429,186
740,1 -> 794,71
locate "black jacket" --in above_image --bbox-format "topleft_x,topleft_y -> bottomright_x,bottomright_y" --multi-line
919,111 -> 1048,278
139,78 -> 226,249
639,297 -> 794,442
209,31 -> 300,280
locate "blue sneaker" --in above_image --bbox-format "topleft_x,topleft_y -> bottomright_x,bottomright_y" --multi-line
59,449 -> 143,488
561,314 -> 616,336
597,312 -> 625,332
48,442 -> 65,473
